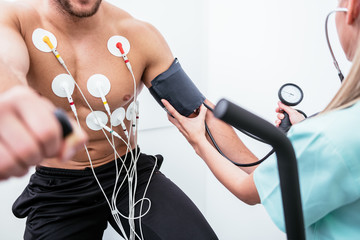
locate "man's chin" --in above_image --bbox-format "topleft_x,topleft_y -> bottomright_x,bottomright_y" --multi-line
59,0 -> 102,18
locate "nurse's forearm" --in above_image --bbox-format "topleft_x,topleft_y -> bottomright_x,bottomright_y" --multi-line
194,138 -> 260,205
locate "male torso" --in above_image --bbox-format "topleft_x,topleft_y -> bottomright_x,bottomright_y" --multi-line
1,0 -> 174,169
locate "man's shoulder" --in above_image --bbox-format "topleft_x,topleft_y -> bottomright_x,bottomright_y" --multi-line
0,0 -> 18,19
0,0 -> 38,26
103,2 -> 173,79
0,0 -> 35,13
104,2 -> 161,38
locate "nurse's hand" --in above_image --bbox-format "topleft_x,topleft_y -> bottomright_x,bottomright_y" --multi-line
275,101 -> 305,127
161,99 -> 208,149
0,86 -> 87,180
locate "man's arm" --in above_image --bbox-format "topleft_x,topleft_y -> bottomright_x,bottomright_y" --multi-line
0,3 -> 87,180
0,2 -> 30,92
138,22 -> 258,173
137,21 -> 175,87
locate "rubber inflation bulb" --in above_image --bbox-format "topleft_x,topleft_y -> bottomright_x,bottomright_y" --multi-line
279,112 -> 291,133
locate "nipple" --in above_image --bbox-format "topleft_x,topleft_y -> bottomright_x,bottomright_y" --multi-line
123,94 -> 131,102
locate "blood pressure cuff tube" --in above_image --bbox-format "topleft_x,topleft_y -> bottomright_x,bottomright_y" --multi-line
149,58 -> 205,117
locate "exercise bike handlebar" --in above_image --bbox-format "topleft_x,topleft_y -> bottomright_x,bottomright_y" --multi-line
213,98 -> 305,240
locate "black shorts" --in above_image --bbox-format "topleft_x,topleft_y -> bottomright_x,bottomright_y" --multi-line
12,149 -> 218,240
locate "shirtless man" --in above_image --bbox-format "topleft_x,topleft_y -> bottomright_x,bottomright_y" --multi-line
1,0 -> 257,239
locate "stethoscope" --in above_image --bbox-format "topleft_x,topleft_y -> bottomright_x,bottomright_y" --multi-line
325,7 -> 348,82
274,9 -> 349,134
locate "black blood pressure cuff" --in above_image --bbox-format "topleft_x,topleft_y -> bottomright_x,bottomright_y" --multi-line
149,58 -> 205,117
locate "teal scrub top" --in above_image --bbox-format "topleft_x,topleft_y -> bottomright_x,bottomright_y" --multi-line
254,101 -> 360,239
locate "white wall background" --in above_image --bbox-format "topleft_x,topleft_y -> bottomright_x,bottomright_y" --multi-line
0,0 -> 351,239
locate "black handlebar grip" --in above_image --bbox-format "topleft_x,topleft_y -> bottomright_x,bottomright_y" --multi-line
279,112 -> 291,133
54,108 -> 73,138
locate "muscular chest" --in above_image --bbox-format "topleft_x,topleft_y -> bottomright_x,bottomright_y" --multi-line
25,26 -> 144,115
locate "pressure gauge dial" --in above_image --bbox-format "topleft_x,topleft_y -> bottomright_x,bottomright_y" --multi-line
278,83 -> 303,106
